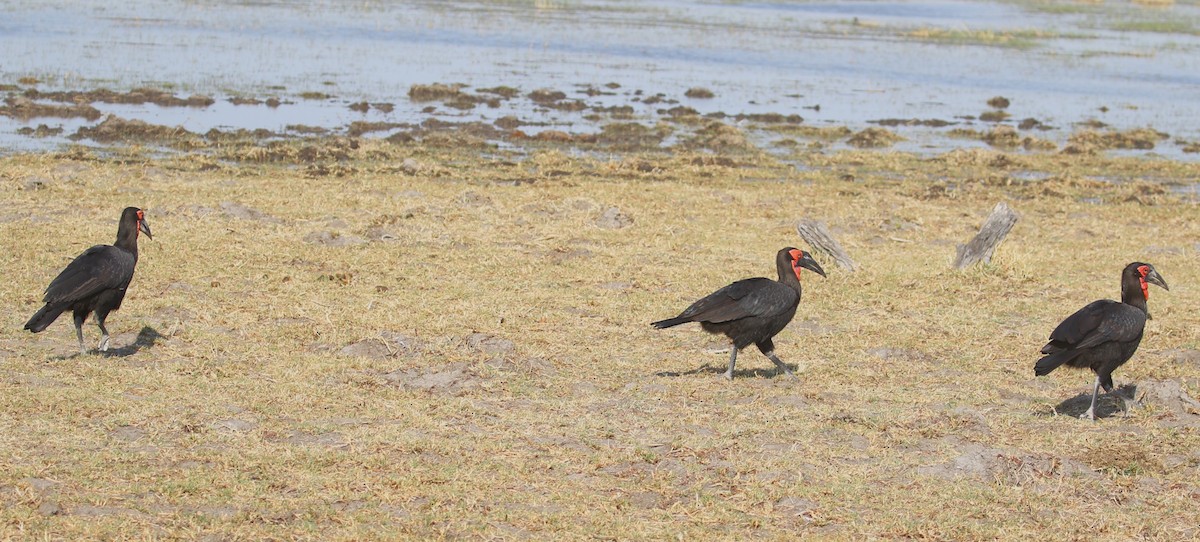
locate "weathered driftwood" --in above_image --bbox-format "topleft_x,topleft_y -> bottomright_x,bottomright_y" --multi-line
954,202 -> 1018,269
795,219 -> 857,272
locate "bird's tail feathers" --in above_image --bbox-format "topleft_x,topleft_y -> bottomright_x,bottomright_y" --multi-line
24,303 -> 66,333
1034,349 -> 1079,376
651,316 -> 691,329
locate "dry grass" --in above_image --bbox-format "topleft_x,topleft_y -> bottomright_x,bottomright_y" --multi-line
1,141 -> 1199,540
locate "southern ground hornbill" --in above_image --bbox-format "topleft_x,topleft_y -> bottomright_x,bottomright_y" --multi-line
652,247 -> 826,379
24,207 -> 152,355
1035,262 -> 1169,420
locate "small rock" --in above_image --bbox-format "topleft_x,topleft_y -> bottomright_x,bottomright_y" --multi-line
400,158 -> 422,174
219,201 -> 274,222
595,206 -> 633,229
464,332 -> 515,355
37,502 -> 63,516
339,332 -> 421,359
303,230 -> 365,247
211,419 -> 258,432
458,191 -> 492,208
284,432 -> 347,449
338,339 -> 390,359
110,426 -> 145,442
364,226 -> 400,242
23,176 -> 51,190
626,491 -> 661,509
24,478 -> 61,493
774,496 -> 818,518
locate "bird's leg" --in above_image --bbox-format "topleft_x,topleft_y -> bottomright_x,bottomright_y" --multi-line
96,317 -> 111,352
723,345 -> 738,380
764,350 -> 797,379
73,313 -> 87,355
1080,375 -> 1101,421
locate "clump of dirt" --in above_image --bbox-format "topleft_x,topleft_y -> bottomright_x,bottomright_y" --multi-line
870,118 -> 954,128
733,112 -> 804,124
935,148 -> 1015,168
69,115 -> 200,146
340,332 -> 422,359
16,124 -> 64,137
684,87 -> 715,99
979,110 -> 1010,122
847,127 -> 902,148
219,201 -> 278,222
1132,379 -> 1200,421
662,105 -> 700,119
591,104 -> 635,117
383,362 -> 487,395
463,333 -> 516,356
304,230 -> 366,246
222,138 -> 356,163
24,87 -> 214,107
1018,118 -> 1052,131
286,124 -> 329,135
408,83 -> 465,101
918,444 -> 1097,485
0,96 -> 101,120
1066,127 -> 1170,152
769,124 -> 853,140
477,85 -> 521,98
987,96 -> 1011,109
493,116 -> 524,130
204,128 -> 277,142
348,121 -> 407,137
983,125 -> 1021,148
529,89 -> 567,104
524,88 -> 585,111
685,122 -> 751,151
594,122 -> 671,151
408,83 -> 500,110
594,206 -> 634,229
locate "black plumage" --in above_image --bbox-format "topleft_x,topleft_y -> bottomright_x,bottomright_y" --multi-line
1035,262 -> 1168,420
24,207 -> 152,354
652,247 -> 826,379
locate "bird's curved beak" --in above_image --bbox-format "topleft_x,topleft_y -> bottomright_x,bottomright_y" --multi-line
1146,268 -> 1168,291
798,254 -> 827,278
139,218 -> 153,240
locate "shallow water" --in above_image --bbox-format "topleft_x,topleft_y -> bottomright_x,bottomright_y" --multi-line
2,0 -> 1199,157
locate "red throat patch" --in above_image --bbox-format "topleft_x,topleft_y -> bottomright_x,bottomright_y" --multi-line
789,249 -> 804,281
1138,265 -> 1150,300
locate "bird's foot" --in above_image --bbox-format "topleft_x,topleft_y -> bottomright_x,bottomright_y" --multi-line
722,370 -> 734,381
1079,408 -> 1097,421
98,335 -> 110,352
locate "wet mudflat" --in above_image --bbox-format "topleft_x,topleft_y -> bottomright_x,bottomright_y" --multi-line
2,0 -> 1200,158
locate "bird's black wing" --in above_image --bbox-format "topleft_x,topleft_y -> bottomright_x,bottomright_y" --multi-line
679,278 -> 797,323
42,244 -> 136,304
1043,299 -> 1145,352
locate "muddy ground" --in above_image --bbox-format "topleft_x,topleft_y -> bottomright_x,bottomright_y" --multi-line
3,83 -> 1197,161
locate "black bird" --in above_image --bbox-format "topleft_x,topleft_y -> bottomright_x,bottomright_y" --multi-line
1035,262 -> 1169,420
24,207 -> 152,355
652,247 -> 826,379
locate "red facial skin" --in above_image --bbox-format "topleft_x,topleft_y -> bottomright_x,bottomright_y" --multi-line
789,249 -> 805,281
1138,264 -> 1150,300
